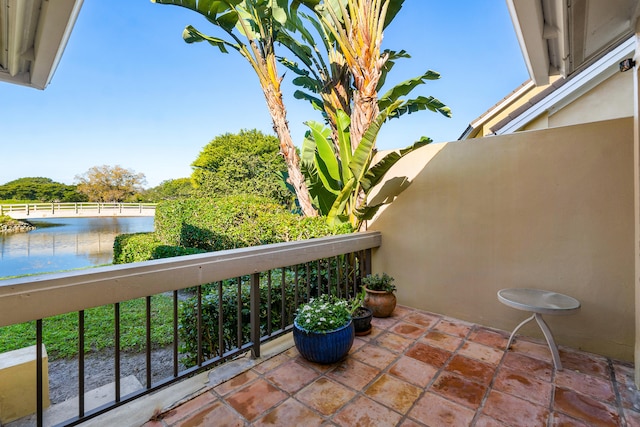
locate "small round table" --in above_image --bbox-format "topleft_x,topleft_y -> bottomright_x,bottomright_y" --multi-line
498,288 -> 580,370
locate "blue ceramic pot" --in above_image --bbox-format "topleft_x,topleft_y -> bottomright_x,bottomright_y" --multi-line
293,319 -> 355,364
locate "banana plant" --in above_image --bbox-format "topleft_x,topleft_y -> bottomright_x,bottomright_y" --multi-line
152,0 -> 318,217
277,0 -> 451,154
303,102 -> 429,228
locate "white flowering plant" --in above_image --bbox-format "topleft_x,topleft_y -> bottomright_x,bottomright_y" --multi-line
294,295 -> 352,333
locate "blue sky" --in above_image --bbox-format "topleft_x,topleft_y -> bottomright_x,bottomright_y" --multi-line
1,1 -> 529,188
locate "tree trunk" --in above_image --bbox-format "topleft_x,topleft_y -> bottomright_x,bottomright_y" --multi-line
263,84 -> 318,217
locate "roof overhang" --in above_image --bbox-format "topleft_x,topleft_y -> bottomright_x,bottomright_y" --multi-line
0,0 -> 83,90
507,0 -> 640,85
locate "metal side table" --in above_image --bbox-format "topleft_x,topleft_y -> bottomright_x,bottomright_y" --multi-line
498,288 -> 580,370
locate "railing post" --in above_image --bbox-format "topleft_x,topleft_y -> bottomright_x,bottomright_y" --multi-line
250,273 -> 261,359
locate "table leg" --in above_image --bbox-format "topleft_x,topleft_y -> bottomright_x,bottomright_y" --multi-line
534,313 -> 563,370
506,313 -> 535,349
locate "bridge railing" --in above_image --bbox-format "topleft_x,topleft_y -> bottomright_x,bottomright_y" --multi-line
0,232 -> 381,426
0,203 -> 156,218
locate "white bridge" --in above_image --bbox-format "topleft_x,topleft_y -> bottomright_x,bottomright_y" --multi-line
0,203 -> 156,219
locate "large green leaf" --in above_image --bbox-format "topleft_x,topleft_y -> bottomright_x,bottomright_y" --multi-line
377,49 -> 410,91
308,121 -> 341,183
293,90 -> 325,112
388,96 -> 452,119
335,110 -> 352,180
383,0 -> 405,29
360,137 -> 430,193
182,25 -> 240,53
152,0 -> 240,19
301,160 -> 337,214
348,100 -> 402,183
378,70 -> 441,110
327,176 -> 355,225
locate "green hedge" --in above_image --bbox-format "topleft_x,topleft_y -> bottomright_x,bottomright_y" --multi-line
113,233 -> 206,264
154,195 -> 351,251
113,195 -> 352,264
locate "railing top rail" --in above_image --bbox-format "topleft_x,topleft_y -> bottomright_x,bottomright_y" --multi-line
0,232 -> 381,327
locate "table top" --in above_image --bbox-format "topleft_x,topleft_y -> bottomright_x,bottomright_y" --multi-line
498,288 -> 580,315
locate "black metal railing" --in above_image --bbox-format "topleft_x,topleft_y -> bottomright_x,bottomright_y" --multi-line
0,232 -> 381,426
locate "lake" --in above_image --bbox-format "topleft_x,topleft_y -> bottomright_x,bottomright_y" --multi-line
0,217 -> 154,278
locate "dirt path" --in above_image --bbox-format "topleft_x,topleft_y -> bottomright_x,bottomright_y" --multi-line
47,347 -> 178,404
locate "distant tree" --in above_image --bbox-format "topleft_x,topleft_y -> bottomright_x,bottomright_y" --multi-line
191,130 -> 294,207
0,177 -> 86,202
75,165 -> 146,202
144,178 -> 194,202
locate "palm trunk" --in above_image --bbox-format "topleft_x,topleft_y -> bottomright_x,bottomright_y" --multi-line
263,84 -> 318,217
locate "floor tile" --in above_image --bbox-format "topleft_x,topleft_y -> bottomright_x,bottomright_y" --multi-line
364,373 -> 423,413
404,311 -> 441,329
430,371 -> 487,409
493,365 -> 552,406
388,355 -> 438,388
151,306 -> 633,427
482,389 -> 550,427
445,354 -> 495,386
333,395 -> 403,426
253,397 -> 324,427
326,357 -> 380,390
553,387 -> 620,426
161,392 -> 217,425
624,408 -> 640,427
351,343 -> 399,370
421,330 -> 462,352
468,327 -> 508,350
559,348 -> 610,379
474,415 -> 507,426
405,342 -> 451,368
509,338 -> 554,363
554,368 -> 615,404
213,370 -> 259,396
264,359 -> 320,393
296,377 -> 356,416
408,392 -> 475,427
502,351 -> 553,382
370,316 -> 400,330
434,318 -> 473,338
173,399 -> 244,427
389,322 -> 426,339
458,341 -> 503,365
374,330 -> 414,353
252,353 -> 291,374
612,360 -> 635,387
224,378 -> 287,422
549,411 -> 592,426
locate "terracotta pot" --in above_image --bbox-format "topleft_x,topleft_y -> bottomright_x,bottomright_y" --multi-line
352,306 -> 373,336
363,287 -> 397,318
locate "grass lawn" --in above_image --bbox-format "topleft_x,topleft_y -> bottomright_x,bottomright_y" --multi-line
0,295 -> 175,359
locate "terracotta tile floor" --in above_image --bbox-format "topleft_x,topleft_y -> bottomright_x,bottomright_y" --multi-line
145,306 -> 639,426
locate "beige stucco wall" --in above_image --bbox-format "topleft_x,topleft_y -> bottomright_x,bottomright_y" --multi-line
547,71 -> 634,129
369,117 -> 635,361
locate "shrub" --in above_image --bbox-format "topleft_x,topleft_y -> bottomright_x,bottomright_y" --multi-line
154,195 -> 351,251
179,270 -> 306,366
113,233 -> 205,264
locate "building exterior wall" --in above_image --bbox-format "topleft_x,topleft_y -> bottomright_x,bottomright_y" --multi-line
369,118 -> 634,361
546,71 -> 634,129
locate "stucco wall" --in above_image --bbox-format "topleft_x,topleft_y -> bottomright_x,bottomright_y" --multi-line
368,117 -> 634,361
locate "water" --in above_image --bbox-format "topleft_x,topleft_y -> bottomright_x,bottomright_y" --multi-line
0,217 -> 154,278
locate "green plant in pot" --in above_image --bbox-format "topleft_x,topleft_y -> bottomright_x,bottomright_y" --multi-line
349,288 -> 373,336
362,273 -> 397,318
293,295 -> 355,364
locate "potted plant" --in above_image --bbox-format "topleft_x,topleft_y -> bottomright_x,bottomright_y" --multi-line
349,289 -> 373,336
293,295 -> 355,364
362,273 -> 397,318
